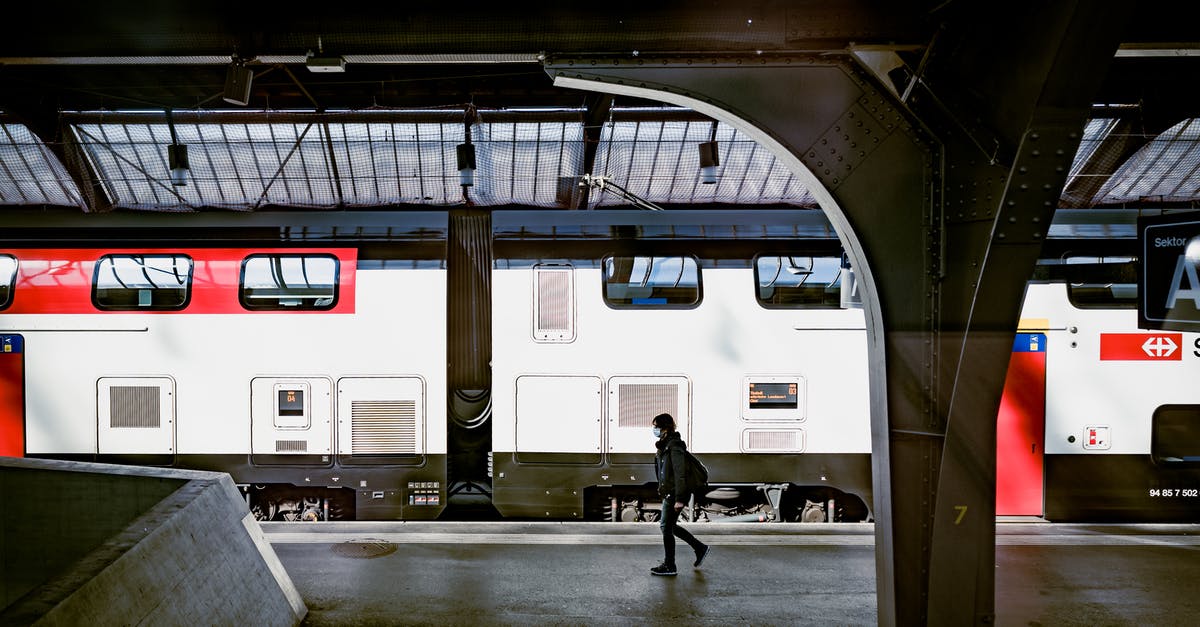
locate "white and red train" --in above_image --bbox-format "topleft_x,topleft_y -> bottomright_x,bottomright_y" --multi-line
0,210 -> 1196,522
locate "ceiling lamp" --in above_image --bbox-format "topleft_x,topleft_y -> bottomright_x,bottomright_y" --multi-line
457,104 -> 478,188
306,37 -> 345,73
456,142 -> 476,187
165,109 -> 188,187
698,121 -> 720,185
167,145 -> 189,186
222,57 -> 254,106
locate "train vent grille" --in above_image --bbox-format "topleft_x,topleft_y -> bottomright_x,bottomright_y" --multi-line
352,400 -> 417,454
276,440 -> 308,453
618,384 -> 677,428
109,386 -> 161,428
537,271 -> 571,331
746,430 -> 800,452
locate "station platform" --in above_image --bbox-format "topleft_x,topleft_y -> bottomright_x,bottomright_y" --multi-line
265,521 -> 1200,626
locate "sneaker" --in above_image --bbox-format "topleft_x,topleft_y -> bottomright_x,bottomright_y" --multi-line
650,563 -> 678,576
694,544 -> 710,568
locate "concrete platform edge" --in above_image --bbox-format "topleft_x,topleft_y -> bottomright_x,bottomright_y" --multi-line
0,458 -> 306,626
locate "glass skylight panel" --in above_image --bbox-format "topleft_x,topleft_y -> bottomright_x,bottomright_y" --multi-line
326,122 -> 461,206
1094,118 -> 1200,204
593,120 -> 814,208
474,122 -> 584,207
1068,118 -> 1119,180
0,123 -> 84,208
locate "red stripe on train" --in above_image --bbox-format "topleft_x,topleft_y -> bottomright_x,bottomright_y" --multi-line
4,248 -> 356,314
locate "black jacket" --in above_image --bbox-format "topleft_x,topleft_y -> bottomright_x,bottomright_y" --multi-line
655,431 -> 689,500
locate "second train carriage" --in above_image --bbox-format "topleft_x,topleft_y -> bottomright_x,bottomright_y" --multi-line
488,210 -> 873,522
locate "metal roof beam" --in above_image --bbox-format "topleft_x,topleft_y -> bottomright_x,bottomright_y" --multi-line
572,93 -> 615,209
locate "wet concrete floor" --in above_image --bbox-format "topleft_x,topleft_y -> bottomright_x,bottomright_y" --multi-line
266,522 -> 1200,626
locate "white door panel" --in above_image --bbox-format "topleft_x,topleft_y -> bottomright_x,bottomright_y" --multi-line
516,375 -> 601,453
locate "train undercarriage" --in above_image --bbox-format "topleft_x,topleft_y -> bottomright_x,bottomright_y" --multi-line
587,483 -> 871,523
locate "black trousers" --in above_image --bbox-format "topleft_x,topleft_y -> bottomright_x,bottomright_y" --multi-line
659,498 -> 703,566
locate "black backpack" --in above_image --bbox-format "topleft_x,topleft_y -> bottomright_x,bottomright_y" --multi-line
683,449 -> 709,496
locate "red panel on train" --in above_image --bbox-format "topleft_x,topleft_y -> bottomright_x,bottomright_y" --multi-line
0,335 -> 24,458
996,333 -> 1046,516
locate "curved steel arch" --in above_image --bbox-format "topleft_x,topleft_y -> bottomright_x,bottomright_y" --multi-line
545,3 -> 1126,622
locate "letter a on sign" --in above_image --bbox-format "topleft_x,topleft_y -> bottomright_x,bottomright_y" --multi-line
1165,254 -> 1200,309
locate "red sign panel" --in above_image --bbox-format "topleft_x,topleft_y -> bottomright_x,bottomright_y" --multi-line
1099,333 -> 1184,361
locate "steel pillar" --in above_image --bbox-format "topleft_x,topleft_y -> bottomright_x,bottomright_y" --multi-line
545,3 -> 1124,624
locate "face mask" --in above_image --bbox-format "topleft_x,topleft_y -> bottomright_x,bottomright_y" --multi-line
652,427 -> 663,438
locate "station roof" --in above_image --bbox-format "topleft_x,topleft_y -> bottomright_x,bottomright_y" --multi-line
0,4 -> 1198,217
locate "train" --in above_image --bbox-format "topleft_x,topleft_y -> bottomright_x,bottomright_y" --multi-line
0,209 -> 1196,523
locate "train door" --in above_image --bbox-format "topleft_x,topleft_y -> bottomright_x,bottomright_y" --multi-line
0,335 -> 23,457
996,332 -> 1047,515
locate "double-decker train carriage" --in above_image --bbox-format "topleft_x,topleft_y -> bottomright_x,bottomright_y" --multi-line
0,212 -> 450,521
488,210 -> 872,522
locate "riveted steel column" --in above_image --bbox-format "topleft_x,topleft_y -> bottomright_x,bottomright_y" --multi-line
913,3 -> 1129,623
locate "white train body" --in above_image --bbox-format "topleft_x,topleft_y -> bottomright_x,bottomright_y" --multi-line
21,270 -> 446,458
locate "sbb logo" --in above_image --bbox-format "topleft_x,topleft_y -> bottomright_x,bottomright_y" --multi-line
1099,333 -> 1183,361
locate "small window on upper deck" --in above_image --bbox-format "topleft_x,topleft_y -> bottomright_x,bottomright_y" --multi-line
755,255 -> 844,308
1046,256 -> 1138,308
92,254 -> 192,310
603,256 -> 700,308
0,255 -> 16,310
240,254 -> 339,310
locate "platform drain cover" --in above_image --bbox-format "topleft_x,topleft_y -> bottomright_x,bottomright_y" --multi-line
332,541 -> 397,559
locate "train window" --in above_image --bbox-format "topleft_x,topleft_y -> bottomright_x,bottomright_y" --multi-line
0,255 -> 16,310
240,254 -> 339,310
92,254 -> 193,311
754,255 -> 843,308
602,256 -> 700,308
1152,405 -> 1200,467
1037,256 -> 1138,308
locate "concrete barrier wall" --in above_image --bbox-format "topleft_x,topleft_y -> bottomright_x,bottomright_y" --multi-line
1,465 -> 185,609
0,458 -> 305,626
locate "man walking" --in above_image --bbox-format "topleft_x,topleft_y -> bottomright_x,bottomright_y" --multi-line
650,412 -> 709,576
